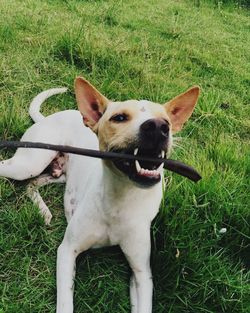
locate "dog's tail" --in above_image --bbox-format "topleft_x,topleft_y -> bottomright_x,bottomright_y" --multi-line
29,87 -> 68,123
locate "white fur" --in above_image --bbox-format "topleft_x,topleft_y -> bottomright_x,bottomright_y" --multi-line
0,89 -> 165,313
27,174 -> 66,224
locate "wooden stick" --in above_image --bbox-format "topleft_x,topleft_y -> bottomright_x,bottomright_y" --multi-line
0,141 -> 202,182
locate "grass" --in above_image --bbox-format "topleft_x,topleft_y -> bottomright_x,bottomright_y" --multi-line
0,0 -> 249,312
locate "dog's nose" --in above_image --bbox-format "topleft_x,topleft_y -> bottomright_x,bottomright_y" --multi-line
139,118 -> 169,149
140,118 -> 169,141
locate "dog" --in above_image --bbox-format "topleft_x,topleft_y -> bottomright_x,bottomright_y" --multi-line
0,77 -> 200,313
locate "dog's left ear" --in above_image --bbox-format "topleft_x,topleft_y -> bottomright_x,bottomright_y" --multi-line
75,77 -> 109,130
164,86 -> 200,133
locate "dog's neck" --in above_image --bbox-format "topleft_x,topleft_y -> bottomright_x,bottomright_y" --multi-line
101,162 -> 163,202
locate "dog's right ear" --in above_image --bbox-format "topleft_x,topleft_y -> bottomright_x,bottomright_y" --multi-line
164,86 -> 200,133
75,77 -> 109,130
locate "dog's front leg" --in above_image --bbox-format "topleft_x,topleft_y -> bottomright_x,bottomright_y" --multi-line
130,274 -> 138,313
121,227 -> 153,313
56,214 -> 106,313
56,242 -> 78,313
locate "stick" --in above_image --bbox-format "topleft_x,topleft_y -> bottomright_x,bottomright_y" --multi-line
0,141 -> 202,182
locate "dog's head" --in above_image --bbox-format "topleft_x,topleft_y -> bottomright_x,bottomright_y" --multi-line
75,77 -> 200,187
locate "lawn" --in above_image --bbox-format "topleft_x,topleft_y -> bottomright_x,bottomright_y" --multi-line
0,0 -> 249,312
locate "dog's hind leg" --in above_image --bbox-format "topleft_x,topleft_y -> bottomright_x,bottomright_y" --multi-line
0,87 -> 68,180
0,148 -> 57,181
27,173 -> 66,224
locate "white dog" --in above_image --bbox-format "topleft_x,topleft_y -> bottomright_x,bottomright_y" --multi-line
0,77 -> 200,313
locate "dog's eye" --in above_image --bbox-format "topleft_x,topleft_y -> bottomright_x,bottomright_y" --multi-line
110,114 -> 128,123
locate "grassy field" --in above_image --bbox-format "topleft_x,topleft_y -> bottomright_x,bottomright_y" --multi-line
0,0 -> 249,312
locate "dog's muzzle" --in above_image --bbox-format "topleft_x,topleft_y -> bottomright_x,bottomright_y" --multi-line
111,118 -> 170,187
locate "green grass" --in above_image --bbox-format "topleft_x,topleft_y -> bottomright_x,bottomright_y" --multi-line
0,0 -> 249,312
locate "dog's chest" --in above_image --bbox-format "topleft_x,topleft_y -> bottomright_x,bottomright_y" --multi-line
101,183 -> 163,246
66,157 -> 163,249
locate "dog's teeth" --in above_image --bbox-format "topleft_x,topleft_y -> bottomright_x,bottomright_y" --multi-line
134,148 -> 138,155
138,166 -> 161,178
153,170 -> 158,176
157,163 -> 164,171
140,168 -> 145,175
135,160 -> 141,173
158,151 -> 165,158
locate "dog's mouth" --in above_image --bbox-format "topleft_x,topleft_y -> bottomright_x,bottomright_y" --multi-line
111,146 -> 166,187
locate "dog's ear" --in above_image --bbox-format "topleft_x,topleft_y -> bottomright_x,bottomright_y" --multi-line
164,86 -> 200,133
75,77 -> 109,129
